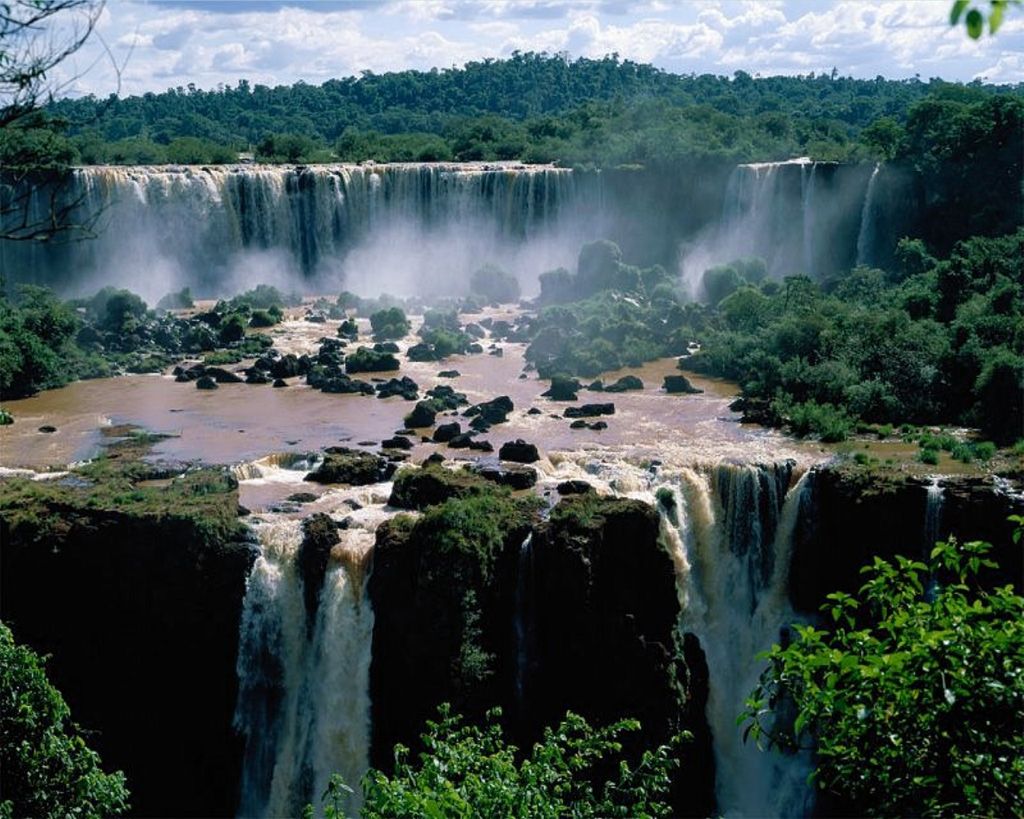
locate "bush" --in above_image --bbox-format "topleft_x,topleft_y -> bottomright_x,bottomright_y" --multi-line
470,264 -> 520,303
0,622 -> 130,817
155,288 -> 194,311
370,307 -> 411,341
743,536 -> 1024,817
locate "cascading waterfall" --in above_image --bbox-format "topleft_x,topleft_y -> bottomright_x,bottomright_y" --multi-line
923,478 -> 945,550
0,163 -> 578,291
234,517 -> 375,819
800,163 -> 817,276
856,164 -> 881,267
658,462 -> 814,818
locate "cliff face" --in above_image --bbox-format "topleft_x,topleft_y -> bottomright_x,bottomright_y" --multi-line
790,465 -> 1023,614
0,471 -> 255,817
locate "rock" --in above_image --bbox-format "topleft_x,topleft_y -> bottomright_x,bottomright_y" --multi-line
469,416 -> 492,433
304,447 -> 389,485
388,464 -> 491,510
663,375 -> 703,394
245,369 -> 271,384
541,375 -> 581,401
590,421 -> 608,430
374,341 -> 400,353
499,439 -> 540,464
587,379 -> 604,391
475,464 -> 537,490
299,514 -> 339,630
38,425 -> 57,433
467,343 -> 484,354
564,403 -> 614,418
468,439 -> 494,452
605,375 -> 643,393
489,347 -> 504,357
464,395 -> 513,425
433,422 -> 462,443
447,432 -> 476,449
286,492 -> 319,504
427,385 -> 468,409
272,379 -> 288,388
437,370 -> 460,378
557,480 -> 594,495
527,407 -> 542,415
204,366 -> 244,384
196,376 -> 219,390
271,354 -> 301,379
405,401 -> 439,428
422,452 -> 445,466
569,419 -> 588,429
376,376 -> 419,400
381,436 -> 414,451
464,323 -> 485,339
347,346 -> 400,373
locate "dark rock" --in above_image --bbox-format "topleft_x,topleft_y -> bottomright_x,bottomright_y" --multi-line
305,447 -> 389,485
38,425 -> 57,433
467,343 -> 484,354
569,419 -> 588,429
382,436 -> 414,451
590,421 -> 608,430
374,341 -> 400,354
286,492 -> 319,504
387,464 -> 491,510
405,401 -> 438,428
587,379 -> 604,391
489,347 -> 504,357
204,366 -> 244,384
564,403 -> 614,418
499,439 -> 540,464
475,464 -> 537,490
376,376 -> 419,401
271,354 -> 301,379
437,370 -> 460,378
347,346 -> 400,373
557,480 -> 594,495
272,378 -> 288,388
663,375 -> 703,394
427,384 -> 468,409
447,432 -> 476,449
196,376 -> 218,390
469,416 -> 492,433
422,452 -> 445,466
433,422 -> 462,443
464,395 -> 513,425
299,514 -> 339,631
468,439 -> 494,452
527,407 -> 542,415
604,375 -> 644,393
245,369 -> 271,384
541,375 -> 581,401
464,323 -> 485,339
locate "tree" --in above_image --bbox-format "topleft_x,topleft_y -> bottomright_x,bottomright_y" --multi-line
742,534 -> 1024,817
0,621 -> 130,817
310,705 -> 684,819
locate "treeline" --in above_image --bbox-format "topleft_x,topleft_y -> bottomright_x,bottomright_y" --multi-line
19,52 -> 1018,167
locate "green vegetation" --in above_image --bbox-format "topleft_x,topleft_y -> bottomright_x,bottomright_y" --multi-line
0,621 -> 130,818
683,229 -> 1024,443
27,54 -> 1018,171
743,532 -> 1024,817
470,265 -> 520,304
311,705 -> 681,819
370,307 -> 411,341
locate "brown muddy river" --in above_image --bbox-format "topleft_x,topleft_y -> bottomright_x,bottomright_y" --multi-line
0,307 -> 833,511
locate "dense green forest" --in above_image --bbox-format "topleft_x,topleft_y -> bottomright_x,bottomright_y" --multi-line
12,53 -> 1018,167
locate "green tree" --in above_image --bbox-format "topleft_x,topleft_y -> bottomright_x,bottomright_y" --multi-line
742,534 -> 1024,817
0,621 -> 130,818
311,705 -> 683,819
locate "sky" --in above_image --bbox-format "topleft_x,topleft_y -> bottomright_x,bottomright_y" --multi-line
54,0 -> 1024,98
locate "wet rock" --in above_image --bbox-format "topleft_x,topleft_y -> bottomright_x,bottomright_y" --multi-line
437,370 -> 460,378
405,401 -> 439,428
245,370 -> 271,384
204,367 -> 244,384
447,432 -> 476,449
475,464 -> 537,490
382,436 -> 414,451
422,452 -> 445,466
564,403 -> 614,418
286,492 -> 318,504
388,464 -> 491,510
569,419 -> 588,429
271,354 -> 302,379
468,439 -> 493,452
489,347 -> 504,357
527,407 -> 542,415
299,514 -> 339,630
376,376 -> 420,401
499,439 -> 540,464
465,323 -> 485,339
374,341 -> 400,354
663,375 -> 703,394
464,395 -> 513,425
557,480 -> 594,495
541,375 -> 581,401
590,421 -> 608,430
196,376 -> 219,390
38,425 -> 58,433
433,422 -> 462,443
605,375 -> 644,393
347,346 -> 400,373
587,379 -> 604,392
467,343 -> 484,354
305,447 -> 389,485
272,379 -> 288,388
469,416 -> 492,433
427,385 -> 468,409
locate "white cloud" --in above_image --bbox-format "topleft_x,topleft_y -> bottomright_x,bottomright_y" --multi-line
50,0 -> 1024,98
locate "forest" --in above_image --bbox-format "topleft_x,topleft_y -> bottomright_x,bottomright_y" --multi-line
0,52 -> 1016,167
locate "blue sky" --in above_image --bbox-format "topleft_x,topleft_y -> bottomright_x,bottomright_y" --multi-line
58,0 -> 1024,97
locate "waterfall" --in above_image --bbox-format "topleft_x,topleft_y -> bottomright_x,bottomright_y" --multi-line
800,163 -> 817,276
0,162 -> 579,294
234,517 -> 375,819
923,478 -> 945,550
659,462 -> 814,818
855,164 -> 881,267
514,532 -> 535,708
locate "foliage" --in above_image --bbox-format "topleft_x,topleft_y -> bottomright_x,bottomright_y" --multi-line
470,264 -> 520,304
950,0 -> 1021,37
0,621 -> 130,818
370,307 -> 411,341
312,705 -> 682,819
0,285 -> 81,397
742,536 -> 1024,817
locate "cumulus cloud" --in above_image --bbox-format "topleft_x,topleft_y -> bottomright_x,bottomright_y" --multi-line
54,0 -> 1023,98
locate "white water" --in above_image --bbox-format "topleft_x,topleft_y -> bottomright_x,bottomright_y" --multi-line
855,164 -> 881,267
659,463 -> 814,818
800,163 -> 817,277
234,514 -> 377,818
923,477 -> 945,550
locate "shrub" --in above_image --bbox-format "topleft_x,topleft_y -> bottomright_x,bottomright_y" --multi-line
470,264 -> 520,303
370,307 -> 411,341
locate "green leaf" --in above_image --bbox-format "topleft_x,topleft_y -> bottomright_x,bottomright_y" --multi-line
989,2 -> 1005,32
950,0 -> 970,23
966,8 -> 984,36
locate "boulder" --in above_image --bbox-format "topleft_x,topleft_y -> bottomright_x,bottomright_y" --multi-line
381,436 -> 414,451
298,514 -> 339,630
376,376 -> 419,401
304,447 -> 388,485
432,422 -> 462,443
387,464 -> 491,510
272,378 -> 288,388
605,375 -> 644,393
564,403 -> 614,418
271,354 -> 301,379
437,370 -> 460,378
464,395 -> 513,425
475,464 -> 537,490
204,367 -> 244,384
405,401 -> 439,428
196,376 -> 218,390
499,439 -> 540,464
541,375 -> 581,401
557,480 -> 594,495
663,375 -> 703,394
